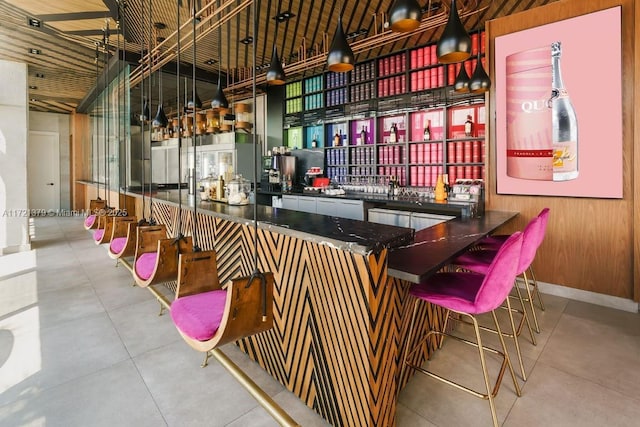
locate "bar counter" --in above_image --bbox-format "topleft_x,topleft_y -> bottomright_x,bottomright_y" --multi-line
141,189 -> 415,255
123,188 -> 516,427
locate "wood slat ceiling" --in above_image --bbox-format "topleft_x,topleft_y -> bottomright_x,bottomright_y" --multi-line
0,0 -> 558,114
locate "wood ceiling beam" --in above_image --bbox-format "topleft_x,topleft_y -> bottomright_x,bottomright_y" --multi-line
36,11 -> 112,21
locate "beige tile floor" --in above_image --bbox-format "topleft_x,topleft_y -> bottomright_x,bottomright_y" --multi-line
1,216 -> 639,426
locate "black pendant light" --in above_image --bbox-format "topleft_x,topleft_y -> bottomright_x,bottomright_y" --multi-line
468,32 -> 491,93
187,1 -> 201,111
266,45 -> 286,85
141,98 -> 150,122
327,15 -> 354,72
389,0 -> 422,32
153,65 -> 169,128
437,0 -> 471,64
266,1 -> 286,85
211,25 -> 229,108
187,87 -> 202,110
454,64 -> 470,92
152,103 -> 169,128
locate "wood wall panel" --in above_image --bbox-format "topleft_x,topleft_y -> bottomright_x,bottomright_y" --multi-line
142,200 -> 444,427
71,112 -> 90,210
635,0 -> 640,303
485,0 -> 637,300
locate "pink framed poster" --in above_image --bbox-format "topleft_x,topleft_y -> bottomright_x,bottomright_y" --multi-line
495,6 -> 622,198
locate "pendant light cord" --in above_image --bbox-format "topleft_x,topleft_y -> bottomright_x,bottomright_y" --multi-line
120,1 -> 128,200
251,0 -> 267,321
191,0 -> 200,251
116,9 -> 122,205
94,44 -> 101,201
148,0 -> 156,225
104,23 -> 110,207
175,0 -> 184,240
139,0 -> 147,224
252,0 -> 259,272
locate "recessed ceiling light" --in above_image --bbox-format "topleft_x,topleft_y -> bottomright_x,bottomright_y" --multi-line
30,98 -> 38,102
205,59 -> 217,65
421,2 -> 442,14
29,48 -> 41,55
273,11 -> 295,22
239,36 -> 253,45
156,36 -> 166,43
28,17 -> 41,28
35,73 -> 45,78
153,22 -> 167,30
29,85 -> 37,90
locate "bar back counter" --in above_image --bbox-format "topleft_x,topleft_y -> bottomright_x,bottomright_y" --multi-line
128,189 -> 516,427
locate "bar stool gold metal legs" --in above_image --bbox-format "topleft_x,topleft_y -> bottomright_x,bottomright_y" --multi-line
402,301 -> 522,427
400,232 -> 525,427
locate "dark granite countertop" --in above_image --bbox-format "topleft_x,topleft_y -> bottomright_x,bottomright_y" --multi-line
387,210 -> 518,283
129,190 -> 415,256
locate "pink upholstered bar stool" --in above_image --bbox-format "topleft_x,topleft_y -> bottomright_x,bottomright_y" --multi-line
401,232 -> 523,427
476,208 -> 550,333
451,216 -> 544,381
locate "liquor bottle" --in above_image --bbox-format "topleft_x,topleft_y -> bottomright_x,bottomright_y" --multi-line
360,126 -> 367,145
334,129 -> 341,147
389,123 -> 398,143
423,119 -> 431,141
388,175 -> 397,197
464,115 -> 473,137
442,173 -> 450,200
311,133 -> 318,148
550,41 -> 578,181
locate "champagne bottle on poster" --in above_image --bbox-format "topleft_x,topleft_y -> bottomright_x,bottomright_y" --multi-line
550,41 -> 579,181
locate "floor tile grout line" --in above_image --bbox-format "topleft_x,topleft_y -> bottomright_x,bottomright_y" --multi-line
532,357 -> 640,405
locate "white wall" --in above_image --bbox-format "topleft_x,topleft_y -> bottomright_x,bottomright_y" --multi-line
0,60 -> 29,255
29,111 -> 71,209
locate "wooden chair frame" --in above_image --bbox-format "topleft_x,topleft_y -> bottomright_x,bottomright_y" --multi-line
83,199 -> 107,230
132,224 -> 193,288
170,254 -> 295,426
108,216 -> 140,260
173,250 -> 274,354
93,214 -> 116,245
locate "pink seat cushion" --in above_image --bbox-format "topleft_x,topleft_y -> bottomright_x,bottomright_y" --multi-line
452,250 -> 495,275
93,228 -> 105,242
171,290 -> 227,341
411,272 -> 485,314
110,237 -> 127,255
135,252 -> 157,280
85,215 -> 96,228
412,232 -> 523,315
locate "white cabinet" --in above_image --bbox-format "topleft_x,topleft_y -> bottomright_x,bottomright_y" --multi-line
282,195 -> 299,210
368,208 -> 411,228
297,197 -> 317,214
316,198 -> 364,220
367,208 -> 454,231
410,212 -> 455,231
281,195 -> 364,221
315,198 -> 334,216
340,199 -> 365,221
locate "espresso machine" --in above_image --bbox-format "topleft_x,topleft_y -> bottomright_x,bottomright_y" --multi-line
262,147 -> 296,192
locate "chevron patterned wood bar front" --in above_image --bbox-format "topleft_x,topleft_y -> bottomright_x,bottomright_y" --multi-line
140,198 -> 444,427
